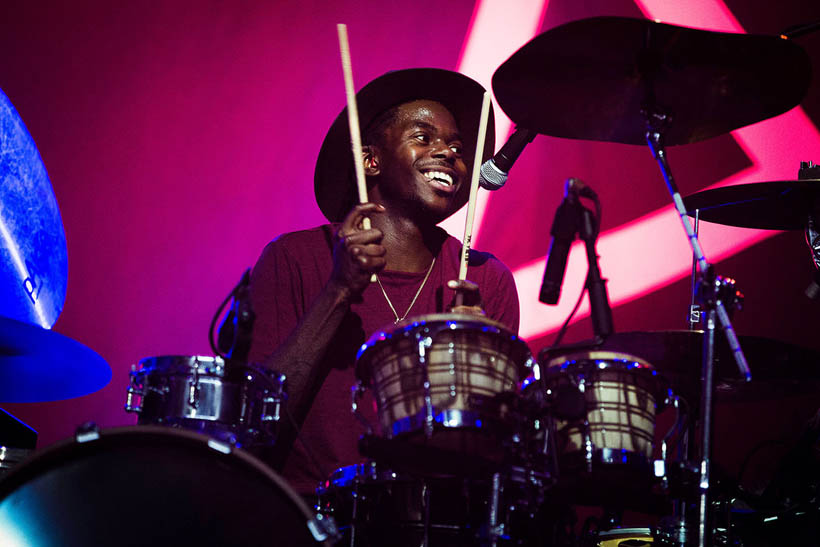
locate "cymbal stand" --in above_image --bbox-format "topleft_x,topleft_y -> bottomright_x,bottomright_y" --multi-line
643,105 -> 751,547
688,211 -> 700,330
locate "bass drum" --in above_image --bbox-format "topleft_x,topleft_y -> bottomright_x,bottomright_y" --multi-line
0,426 -> 333,547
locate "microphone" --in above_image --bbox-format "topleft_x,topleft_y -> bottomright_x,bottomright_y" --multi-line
217,268 -> 255,360
539,178 -> 585,305
478,127 -> 536,190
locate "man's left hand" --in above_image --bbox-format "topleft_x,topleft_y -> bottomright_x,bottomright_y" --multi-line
447,279 -> 485,316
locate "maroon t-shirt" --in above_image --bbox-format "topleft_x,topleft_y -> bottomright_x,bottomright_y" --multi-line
248,224 -> 520,493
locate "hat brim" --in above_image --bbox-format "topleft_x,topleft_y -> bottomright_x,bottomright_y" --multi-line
314,68 -> 496,222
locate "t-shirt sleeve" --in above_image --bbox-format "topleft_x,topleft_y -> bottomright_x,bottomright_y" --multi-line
483,259 -> 520,335
247,238 -> 305,364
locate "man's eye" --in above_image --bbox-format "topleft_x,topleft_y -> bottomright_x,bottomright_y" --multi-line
413,133 -> 430,143
449,143 -> 463,155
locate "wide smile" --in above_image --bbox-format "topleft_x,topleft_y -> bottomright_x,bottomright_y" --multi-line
420,169 -> 457,193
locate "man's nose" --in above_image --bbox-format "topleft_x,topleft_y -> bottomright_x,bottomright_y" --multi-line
430,139 -> 456,160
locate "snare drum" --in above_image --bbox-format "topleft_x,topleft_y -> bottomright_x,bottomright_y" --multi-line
125,355 -> 285,447
0,426 -> 334,546
542,351 -> 664,468
355,314 -> 532,459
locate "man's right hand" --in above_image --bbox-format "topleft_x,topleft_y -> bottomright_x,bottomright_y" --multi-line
331,202 -> 386,296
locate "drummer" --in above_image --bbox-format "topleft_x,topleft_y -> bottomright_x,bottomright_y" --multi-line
248,68 -> 520,495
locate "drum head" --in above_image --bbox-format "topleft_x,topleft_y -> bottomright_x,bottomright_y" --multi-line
0,426 -> 328,546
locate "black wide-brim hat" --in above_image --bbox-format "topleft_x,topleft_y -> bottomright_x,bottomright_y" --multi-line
314,68 -> 496,222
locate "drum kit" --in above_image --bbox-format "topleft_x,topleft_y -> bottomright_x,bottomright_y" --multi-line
1,14 -> 820,547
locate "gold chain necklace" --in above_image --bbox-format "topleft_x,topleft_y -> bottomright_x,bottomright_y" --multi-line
375,257 -> 436,323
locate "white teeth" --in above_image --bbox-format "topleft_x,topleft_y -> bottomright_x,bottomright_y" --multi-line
422,170 -> 454,186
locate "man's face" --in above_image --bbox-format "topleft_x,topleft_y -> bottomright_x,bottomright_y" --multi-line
370,100 -> 468,223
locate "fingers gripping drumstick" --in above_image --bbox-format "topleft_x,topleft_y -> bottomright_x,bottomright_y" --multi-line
458,91 -> 492,283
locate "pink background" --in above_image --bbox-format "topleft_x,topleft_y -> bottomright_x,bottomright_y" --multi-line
2,0 -> 819,486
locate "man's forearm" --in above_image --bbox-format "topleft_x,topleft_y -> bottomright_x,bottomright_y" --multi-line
261,279 -> 353,426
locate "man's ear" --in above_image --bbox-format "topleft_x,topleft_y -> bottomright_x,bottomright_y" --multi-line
362,145 -> 380,176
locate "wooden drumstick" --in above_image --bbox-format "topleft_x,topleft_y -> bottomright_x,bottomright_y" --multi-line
337,24 -> 371,232
458,91 -> 492,282
338,24 -> 377,282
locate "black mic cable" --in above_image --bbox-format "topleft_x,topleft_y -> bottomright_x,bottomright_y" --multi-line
209,268 -> 253,359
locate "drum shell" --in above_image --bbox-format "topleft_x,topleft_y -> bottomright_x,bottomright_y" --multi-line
126,355 -> 284,447
0,426 -> 331,546
356,314 -> 531,444
316,463 -> 556,546
316,462 -> 491,547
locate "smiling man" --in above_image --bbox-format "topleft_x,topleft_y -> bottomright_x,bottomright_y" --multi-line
247,68 -> 520,494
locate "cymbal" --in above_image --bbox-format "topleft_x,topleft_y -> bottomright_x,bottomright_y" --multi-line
492,16 -> 811,146
0,86 -> 67,328
0,315 -> 111,402
684,180 -> 820,230
540,330 -> 820,402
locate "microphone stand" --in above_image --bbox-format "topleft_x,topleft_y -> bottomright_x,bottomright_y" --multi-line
578,201 -> 613,339
211,268 -> 256,363
644,104 -> 749,547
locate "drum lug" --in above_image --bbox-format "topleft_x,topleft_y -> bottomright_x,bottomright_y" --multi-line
74,422 -> 100,443
260,396 -> 281,423
206,438 -> 233,455
351,382 -> 373,434
124,385 -> 144,413
576,376 -> 596,472
187,368 -> 200,409
416,335 -> 435,439
307,512 -> 341,543
239,375 -> 251,425
125,366 -> 146,413
260,372 -> 286,423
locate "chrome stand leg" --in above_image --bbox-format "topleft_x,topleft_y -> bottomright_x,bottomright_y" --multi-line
488,472 -> 504,547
